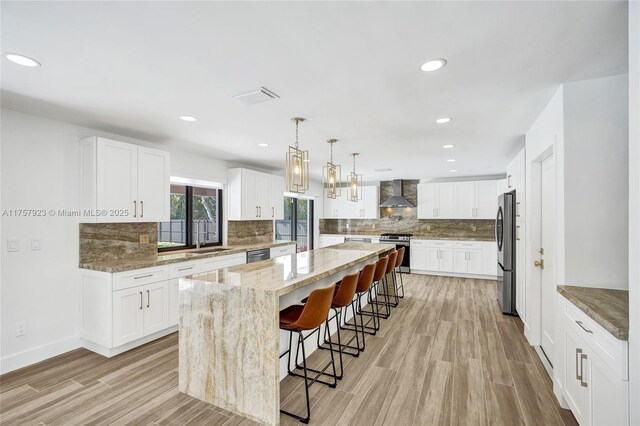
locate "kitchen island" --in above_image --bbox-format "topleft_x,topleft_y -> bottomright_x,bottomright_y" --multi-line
178,242 -> 393,425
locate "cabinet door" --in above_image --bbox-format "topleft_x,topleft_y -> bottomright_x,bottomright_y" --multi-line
563,328 -> 590,425
241,169 -> 259,220
590,353 -> 628,426
271,175 -> 284,220
439,248 -> 454,272
425,247 -> 439,271
411,246 -> 427,270
418,184 -> 437,219
455,182 -> 475,219
363,186 -> 379,219
337,193 -> 352,218
467,250 -> 484,275
143,281 -> 170,336
256,173 -> 271,219
324,196 -> 338,218
137,147 -> 170,222
348,192 -> 365,218
483,242 -> 498,276
113,286 -> 144,346
437,183 -> 456,218
475,181 -> 497,219
96,138 -> 138,222
169,278 -> 179,327
515,223 -> 526,318
452,249 -> 468,273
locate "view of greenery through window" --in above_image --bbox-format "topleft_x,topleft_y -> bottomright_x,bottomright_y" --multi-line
158,185 -> 220,249
276,197 -> 312,252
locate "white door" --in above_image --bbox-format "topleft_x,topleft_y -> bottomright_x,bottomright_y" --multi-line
475,181 -> 497,219
137,147 -> 170,222
96,138 -> 137,222
439,248 -> 454,272
418,184 -> 437,219
425,247 -> 439,271
241,169 -> 258,220
540,155 -> 556,364
452,249 -> 468,273
169,278 -> 179,326
256,173 -> 271,219
455,182 -> 475,219
143,281 -> 170,335
467,250 -> 484,275
113,286 -> 144,346
437,183 -> 456,218
271,175 -> 284,220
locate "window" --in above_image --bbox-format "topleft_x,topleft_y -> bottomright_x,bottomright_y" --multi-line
276,197 -> 313,252
158,185 -> 222,250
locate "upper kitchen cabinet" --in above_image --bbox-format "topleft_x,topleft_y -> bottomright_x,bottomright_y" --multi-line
323,185 -> 379,219
506,148 -> 526,221
80,137 -> 170,223
417,182 -> 455,219
227,168 -> 284,220
455,181 -> 497,219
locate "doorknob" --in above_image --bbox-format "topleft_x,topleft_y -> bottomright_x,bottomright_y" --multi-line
534,259 -> 544,269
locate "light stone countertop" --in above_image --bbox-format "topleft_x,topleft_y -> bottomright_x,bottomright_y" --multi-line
320,233 -> 495,242
79,240 -> 296,273
181,242 -> 393,296
557,285 -> 629,340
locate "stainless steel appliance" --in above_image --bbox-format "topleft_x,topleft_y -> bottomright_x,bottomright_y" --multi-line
379,233 -> 411,273
246,248 -> 270,264
497,190 -> 517,315
345,237 -> 372,243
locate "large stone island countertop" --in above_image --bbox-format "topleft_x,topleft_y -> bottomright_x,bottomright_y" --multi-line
557,285 -> 629,340
182,242 -> 392,296
79,240 -> 295,273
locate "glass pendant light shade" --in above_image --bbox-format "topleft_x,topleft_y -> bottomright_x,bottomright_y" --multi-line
285,117 -> 309,193
322,139 -> 342,199
348,153 -> 363,202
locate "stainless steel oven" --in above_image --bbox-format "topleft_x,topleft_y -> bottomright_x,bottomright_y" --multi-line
379,233 -> 411,273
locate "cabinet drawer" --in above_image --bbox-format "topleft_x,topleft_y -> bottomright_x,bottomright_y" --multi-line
453,241 -> 484,250
198,253 -> 246,272
425,240 -> 455,248
113,265 -> 169,291
561,295 -> 628,380
169,261 -> 199,279
270,244 -> 296,258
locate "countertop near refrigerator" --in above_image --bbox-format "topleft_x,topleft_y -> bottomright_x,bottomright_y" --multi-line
321,233 -> 495,242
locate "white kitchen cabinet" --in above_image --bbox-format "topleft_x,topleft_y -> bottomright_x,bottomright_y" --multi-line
323,186 -> 378,219
318,235 -> 345,248
417,183 -> 455,219
515,222 -> 526,318
112,286 -> 145,346
411,245 -> 427,270
80,137 -> 170,223
506,148 -> 526,221
199,252 -> 246,272
142,281 -> 170,335
270,244 -> 297,258
455,181 -> 497,219
455,182 -> 476,219
453,247 -> 484,274
228,168 -> 283,220
411,239 -> 494,278
453,249 -> 469,273
482,241 -> 497,276
560,294 -> 629,426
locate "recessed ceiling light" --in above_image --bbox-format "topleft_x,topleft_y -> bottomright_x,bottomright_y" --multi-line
5,53 -> 40,67
179,115 -> 198,122
447,159 -> 456,162
436,117 -> 452,124
258,143 -> 269,147
420,58 -> 447,72
449,169 -> 457,172
442,144 -> 454,149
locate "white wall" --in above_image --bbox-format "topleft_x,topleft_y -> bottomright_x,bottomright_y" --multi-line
628,1 -> 639,423
563,74 -> 629,289
0,108 -> 267,373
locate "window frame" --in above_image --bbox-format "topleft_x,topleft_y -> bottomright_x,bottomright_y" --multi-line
158,186 -> 224,252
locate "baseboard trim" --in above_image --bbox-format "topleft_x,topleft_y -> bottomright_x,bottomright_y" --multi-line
0,335 -> 82,375
410,270 -> 497,280
81,326 -> 178,357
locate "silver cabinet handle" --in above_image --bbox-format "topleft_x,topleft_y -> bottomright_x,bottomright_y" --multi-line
256,206 -> 259,218
580,352 -> 588,387
516,225 -> 521,241
576,348 -> 582,380
516,202 -> 521,217
147,290 -> 150,308
259,206 -> 262,217
139,291 -> 143,310
508,175 -> 512,188
272,207 -> 274,218
134,200 -> 137,218
178,266 -> 193,271
141,200 -> 144,218
134,274 -> 153,280
576,320 -> 593,334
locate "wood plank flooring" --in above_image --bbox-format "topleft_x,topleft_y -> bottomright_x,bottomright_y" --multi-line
0,274 -> 577,425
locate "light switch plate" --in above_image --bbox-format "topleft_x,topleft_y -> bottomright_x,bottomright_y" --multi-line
7,239 -> 19,252
139,234 -> 150,244
31,239 -> 41,251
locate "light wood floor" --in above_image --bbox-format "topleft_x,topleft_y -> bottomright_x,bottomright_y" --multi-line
0,274 -> 577,426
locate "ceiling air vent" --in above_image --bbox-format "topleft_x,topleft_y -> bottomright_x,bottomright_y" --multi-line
374,168 -> 392,173
232,87 -> 280,105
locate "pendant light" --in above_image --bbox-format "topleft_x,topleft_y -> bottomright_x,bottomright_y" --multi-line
322,139 -> 342,199
348,153 -> 363,202
285,117 -> 309,193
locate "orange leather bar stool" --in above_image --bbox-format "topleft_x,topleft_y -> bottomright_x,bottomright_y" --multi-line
279,283 -> 337,424
364,254 -> 392,320
394,246 -> 406,298
341,262 -> 379,343
383,250 -> 400,308
315,271 -> 360,379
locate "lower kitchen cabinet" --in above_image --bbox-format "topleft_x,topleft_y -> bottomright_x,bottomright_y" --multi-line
113,281 -> 169,346
559,294 -> 629,426
412,239 -> 495,278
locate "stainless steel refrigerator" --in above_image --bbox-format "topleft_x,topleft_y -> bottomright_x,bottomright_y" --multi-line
496,190 -> 517,315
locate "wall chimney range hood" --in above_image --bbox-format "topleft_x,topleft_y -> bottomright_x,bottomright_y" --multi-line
380,179 -> 414,207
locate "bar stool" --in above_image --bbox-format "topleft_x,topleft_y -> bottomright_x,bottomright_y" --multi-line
339,263 -> 376,352
383,250 -> 399,309
279,283 -> 337,424
394,246 -> 406,298
364,254 -> 392,320
315,271 -> 360,378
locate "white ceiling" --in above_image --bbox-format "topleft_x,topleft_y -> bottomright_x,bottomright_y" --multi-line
0,1 -> 628,180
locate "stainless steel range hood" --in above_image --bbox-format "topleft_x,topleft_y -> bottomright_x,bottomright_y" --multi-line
380,179 -> 414,207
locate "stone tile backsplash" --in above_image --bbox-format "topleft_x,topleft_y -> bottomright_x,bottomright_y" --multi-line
80,222 -> 158,263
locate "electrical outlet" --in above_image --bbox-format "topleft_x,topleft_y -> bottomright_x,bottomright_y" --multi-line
15,321 -> 27,337
472,225 -> 477,232
427,225 -> 431,231
139,234 -> 150,244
